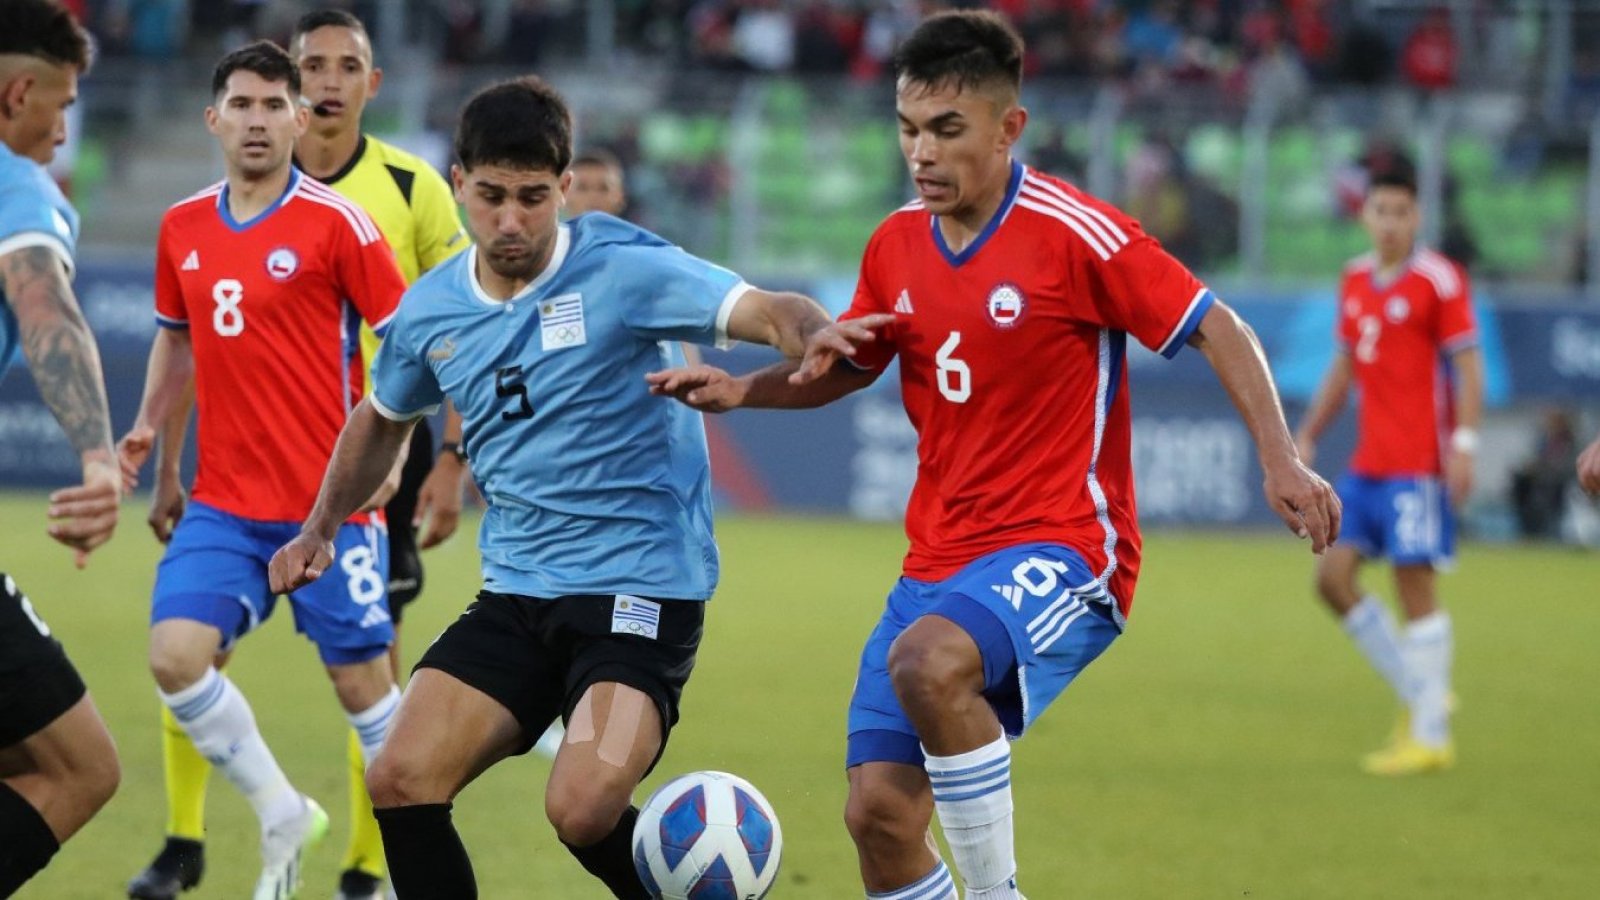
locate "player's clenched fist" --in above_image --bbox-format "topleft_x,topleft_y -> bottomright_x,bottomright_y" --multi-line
116,424 -> 156,491
269,532 -> 336,594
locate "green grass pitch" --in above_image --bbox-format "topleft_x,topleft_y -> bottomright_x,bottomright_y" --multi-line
2,492 -> 1595,898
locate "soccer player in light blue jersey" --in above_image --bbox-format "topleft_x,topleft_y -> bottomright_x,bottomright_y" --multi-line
268,76 -> 888,899
0,2 -> 122,895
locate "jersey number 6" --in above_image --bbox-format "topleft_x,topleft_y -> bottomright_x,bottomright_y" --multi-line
936,331 -> 972,403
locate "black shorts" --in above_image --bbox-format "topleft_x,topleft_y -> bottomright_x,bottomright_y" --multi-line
415,591 -> 704,758
384,418 -> 435,623
0,573 -> 87,748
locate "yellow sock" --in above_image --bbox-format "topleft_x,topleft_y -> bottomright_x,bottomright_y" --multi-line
161,705 -> 211,840
341,727 -> 386,877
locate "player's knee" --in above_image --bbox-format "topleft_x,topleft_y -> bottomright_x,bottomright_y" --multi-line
545,776 -> 629,846
147,644 -> 210,695
76,745 -> 120,814
887,625 -> 979,711
365,747 -> 442,808
843,785 -> 922,852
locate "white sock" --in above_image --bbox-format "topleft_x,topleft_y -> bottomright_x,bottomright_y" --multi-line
347,685 -> 400,768
867,859 -> 957,899
924,735 -> 1020,899
1342,596 -> 1411,703
1402,611 -> 1453,746
160,667 -> 302,828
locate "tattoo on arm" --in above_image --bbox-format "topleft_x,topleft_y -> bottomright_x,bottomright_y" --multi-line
2,246 -> 114,457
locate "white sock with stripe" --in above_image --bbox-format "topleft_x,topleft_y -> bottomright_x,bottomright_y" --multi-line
1402,611 -> 1453,747
1342,596 -> 1411,703
159,667 -> 302,828
924,735 -> 1020,900
866,860 -> 957,900
346,684 -> 400,767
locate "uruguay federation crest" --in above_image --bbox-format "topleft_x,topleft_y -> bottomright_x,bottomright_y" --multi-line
987,283 -> 1026,329
265,247 -> 299,281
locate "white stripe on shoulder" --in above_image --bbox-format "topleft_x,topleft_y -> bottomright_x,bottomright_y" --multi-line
296,190 -> 380,246
1414,251 -> 1462,298
1019,185 -> 1125,253
1023,175 -> 1130,244
1344,253 -> 1375,273
895,198 -> 925,213
170,182 -> 224,211
1014,197 -> 1112,260
298,180 -> 382,243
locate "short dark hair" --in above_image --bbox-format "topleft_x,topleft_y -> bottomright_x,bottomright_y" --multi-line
571,148 -> 622,172
455,77 -> 572,174
1369,167 -> 1418,197
211,40 -> 300,98
0,0 -> 92,71
293,9 -> 370,47
893,10 -> 1023,98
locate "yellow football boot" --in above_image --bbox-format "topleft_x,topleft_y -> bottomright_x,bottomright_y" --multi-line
1361,738 -> 1456,776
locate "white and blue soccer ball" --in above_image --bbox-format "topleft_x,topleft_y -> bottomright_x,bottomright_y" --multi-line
632,770 -> 783,900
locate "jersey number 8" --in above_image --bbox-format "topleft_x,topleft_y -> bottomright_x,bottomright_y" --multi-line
212,279 -> 245,337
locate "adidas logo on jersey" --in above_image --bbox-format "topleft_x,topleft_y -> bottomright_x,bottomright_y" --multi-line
992,584 -> 1023,608
181,250 -> 200,271
894,290 -> 915,315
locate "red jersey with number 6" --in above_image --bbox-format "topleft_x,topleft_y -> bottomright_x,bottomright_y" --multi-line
1338,249 -> 1476,478
841,161 -> 1215,616
153,169 -> 406,522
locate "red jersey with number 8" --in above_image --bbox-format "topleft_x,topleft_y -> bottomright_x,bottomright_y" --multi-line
841,162 -> 1215,616
153,170 -> 406,522
1337,249 -> 1476,479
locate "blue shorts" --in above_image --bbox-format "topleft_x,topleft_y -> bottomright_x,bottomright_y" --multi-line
151,501 -> 393,665
1336,474 -> 1455,569
846,542 -> 1121,767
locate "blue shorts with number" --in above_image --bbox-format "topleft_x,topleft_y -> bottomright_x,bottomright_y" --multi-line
1336,474 -> 1455,569
846,542 -> 1121,767
151,501 -> 393,665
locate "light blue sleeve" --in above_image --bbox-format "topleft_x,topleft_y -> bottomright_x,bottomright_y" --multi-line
0,175 -> 75,273
617,244 -> 749,348
370,311 -> 443,421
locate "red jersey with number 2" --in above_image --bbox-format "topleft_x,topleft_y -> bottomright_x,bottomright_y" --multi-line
1338,249 -> 1476,478
153,170 -> 406,522
841,162 -> 1216,617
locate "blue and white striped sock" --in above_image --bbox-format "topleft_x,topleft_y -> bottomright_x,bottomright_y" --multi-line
866,860 -> 957,900
159,667 -> 301,827
347,684 -> 400,768
925,734 -> 1020,899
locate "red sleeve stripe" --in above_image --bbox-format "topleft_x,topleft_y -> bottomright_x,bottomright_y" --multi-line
1023,175 -> 1130,244
1414,251 -> 1462,299
296,180 -> 383,245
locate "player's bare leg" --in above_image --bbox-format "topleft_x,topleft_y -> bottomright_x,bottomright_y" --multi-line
365,668 -> 524,898
148,620 -> 325,900
1362,563 -> 1455,775
0,696 -> 120,895
547,682 -> 662,898
889,616 -> 1020,900
844,762 -> 956,898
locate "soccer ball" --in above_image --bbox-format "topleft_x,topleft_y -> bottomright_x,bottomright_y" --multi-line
632,770 -> 783,899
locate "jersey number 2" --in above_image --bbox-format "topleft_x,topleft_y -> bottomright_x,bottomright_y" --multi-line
496,366 -> 534,421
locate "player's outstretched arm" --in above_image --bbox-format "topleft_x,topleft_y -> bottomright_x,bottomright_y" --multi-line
2,245 -> 120,566
1577,432 -> 1600,496
647,358 -> 878,413
118,327 -> 194,490
1189,300 -> 1341,553
1292,351 -> 1352,467
270,398 -> 416,593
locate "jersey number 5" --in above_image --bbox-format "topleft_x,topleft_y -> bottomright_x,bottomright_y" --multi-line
495,365 -> 534,421
211,279 -> 245,337
936,331 -> 972,403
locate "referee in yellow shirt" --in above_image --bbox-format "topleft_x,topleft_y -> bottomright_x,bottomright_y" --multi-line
127,11 -> 469,900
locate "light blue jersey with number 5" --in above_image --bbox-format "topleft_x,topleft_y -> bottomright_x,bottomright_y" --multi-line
370,213 -> 748,600
0,141 -> 80,382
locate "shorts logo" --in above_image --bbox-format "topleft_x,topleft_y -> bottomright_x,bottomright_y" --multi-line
541,293 -> 587,351
987,283 -> 1025,329
266,248 -> 299,281
611,595 -> 661,640
1385,296 -> 1410,323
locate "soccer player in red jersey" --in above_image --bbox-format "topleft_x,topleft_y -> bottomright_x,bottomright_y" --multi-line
115,42 -> 408,900
1296,167 -> 1484,777
650,11 -> 1339,899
